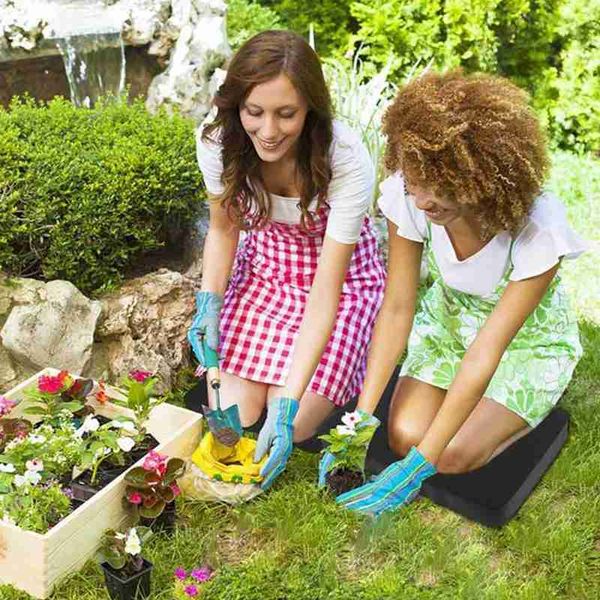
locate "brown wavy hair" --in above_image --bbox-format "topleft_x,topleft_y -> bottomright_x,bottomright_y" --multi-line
203,30 -> 333,230
383,69 -> 549,238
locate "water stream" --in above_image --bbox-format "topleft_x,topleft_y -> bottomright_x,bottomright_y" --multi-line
56,32 -> 126,108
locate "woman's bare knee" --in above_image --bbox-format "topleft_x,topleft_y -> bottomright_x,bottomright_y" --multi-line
208,373 -> 267,427
388,421 -> 425,458
437,443 -> 484,474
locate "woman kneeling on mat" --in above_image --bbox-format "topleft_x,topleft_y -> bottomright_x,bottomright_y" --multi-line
321,70 -> 586,515
188,31 -> 385,490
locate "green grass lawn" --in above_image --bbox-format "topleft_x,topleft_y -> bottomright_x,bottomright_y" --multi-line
1,152 -> 598,599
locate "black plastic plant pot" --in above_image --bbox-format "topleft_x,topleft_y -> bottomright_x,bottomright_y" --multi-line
140,501 -> 176,534
70,472 -> 102,503
99,463 -> 129,482
129,434 -> 160,464
101,559 -> 153,600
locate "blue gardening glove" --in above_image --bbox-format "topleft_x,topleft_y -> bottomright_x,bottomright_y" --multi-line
254,397 -> 299,490
187,291 -> 223,366
336,446 -> 436,517
318,409 -> 380,488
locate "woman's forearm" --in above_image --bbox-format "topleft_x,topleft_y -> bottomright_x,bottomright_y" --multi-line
200,225 -> 239,296
417,350 -> 499,463
357,305 -> 414,414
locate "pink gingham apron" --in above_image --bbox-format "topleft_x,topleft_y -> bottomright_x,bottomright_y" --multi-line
213,207 -> 385,406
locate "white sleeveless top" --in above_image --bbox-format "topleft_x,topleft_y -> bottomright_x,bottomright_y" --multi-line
377,172 -> 587,297
196,120 -> 374,244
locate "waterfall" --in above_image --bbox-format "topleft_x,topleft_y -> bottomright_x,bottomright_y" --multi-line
56,32 -> 126,108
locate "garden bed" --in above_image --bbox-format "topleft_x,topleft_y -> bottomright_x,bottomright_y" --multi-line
0,368 -> 202,599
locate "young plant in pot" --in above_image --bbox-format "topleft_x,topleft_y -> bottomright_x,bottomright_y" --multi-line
71,417 -> 138,502
110,370 -> 162,461
124,450 -> 184,533
319,411 -> 380,496
22,371 -> 90,425
97,526 -> 153,600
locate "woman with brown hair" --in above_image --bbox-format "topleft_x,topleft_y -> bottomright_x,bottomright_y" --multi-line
187,30 -> 385,490
320,70 -> 586,515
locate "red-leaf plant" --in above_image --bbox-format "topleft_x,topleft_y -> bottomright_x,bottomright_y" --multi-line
123,451 -> 185,519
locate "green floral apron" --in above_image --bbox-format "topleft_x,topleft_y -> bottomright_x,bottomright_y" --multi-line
400,228 -> 582,427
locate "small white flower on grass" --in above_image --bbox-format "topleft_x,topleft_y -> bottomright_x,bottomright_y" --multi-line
336,424 -> 356,436
0,463 -> 16,473
125,528 -> 141,555
28,434 -> 46,444
117,437 -> 135,453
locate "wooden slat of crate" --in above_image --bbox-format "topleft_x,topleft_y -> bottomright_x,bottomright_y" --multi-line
0,368 -> 202,598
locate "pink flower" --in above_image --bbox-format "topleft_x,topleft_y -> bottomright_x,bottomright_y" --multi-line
142,450 -> 167,474
38,374 -> 66,394
174,567 -> 187,580
170,483 -> 181,498
129,370 -> 153,383
184,585 -> 198,597
0,396 -> 16,417
128,492 -> 143,505
191,566 -> 213,582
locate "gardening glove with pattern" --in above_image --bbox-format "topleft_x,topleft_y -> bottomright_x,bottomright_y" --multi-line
336,446 -> 436,517
187,291 -> 223,367
254,397 -> 299,490
318,409 -> 380,488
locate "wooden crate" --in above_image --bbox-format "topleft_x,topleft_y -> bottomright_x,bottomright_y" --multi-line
0,368 -> 202,599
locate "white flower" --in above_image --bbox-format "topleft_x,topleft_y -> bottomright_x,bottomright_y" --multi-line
28,434 -> 46,444
124,529 -> 141,555
13,470 -> 40,487
336,424 -> 356,436
25,459 -> 44,472
83,416 -> 100,432
341,411 -> 362,428
75,415 -> 100,438
115,532 -> 126,540
0,463 -> 16,473
117,437 -> 135,453
110,420 -> 137,433
25,470 -> 42,485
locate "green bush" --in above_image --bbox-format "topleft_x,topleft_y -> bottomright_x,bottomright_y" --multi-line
239,0 -> 597,152
227,0 -> 283,51
258,0 -> 355,57
0,97 -> 204,295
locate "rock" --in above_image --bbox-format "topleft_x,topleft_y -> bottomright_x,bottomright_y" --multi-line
144,0 -> 231,123
1,0 -> 231,123
0,280 -> 101,375
94,268 -> 196,389
0,269 -> 197,393
0,346 -> 17,390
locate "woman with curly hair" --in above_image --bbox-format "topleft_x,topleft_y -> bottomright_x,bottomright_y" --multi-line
321,70 -> 586,515
188,30 -> 385,490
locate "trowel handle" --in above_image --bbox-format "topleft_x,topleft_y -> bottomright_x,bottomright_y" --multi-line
201,337 -> 220,388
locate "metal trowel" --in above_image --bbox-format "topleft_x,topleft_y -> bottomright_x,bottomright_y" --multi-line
201,337 -> 243,447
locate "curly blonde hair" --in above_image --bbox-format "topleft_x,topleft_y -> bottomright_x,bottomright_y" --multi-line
383,70 -> 549,238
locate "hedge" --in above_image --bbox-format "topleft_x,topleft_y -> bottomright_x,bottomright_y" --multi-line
0,97 -> 205,295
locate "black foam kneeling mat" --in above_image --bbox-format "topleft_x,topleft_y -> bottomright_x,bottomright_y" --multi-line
365,367 -> 570,527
